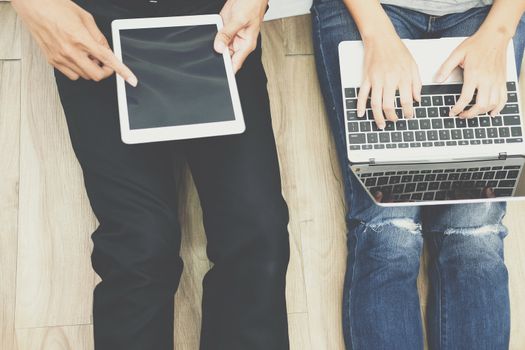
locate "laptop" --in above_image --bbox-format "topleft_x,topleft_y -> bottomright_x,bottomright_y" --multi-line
338,37 -> 525,206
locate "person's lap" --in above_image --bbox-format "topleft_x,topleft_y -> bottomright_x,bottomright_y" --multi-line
312,0 -> 516,348
55,2 -> 290,350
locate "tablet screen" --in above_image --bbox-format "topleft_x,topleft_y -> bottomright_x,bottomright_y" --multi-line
119,25 -> 236,130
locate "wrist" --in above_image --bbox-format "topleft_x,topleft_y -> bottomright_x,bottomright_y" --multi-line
361,24 -> 398,46
474,24 -> 513,46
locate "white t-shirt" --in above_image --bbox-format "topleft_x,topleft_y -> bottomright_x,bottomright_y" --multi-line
380,0 -> 493,16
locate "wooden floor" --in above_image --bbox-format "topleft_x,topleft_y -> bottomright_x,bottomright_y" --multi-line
1,2 -> 525,349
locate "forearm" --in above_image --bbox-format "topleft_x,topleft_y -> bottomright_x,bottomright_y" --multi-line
478,0 -> 525,39
342,0 -> 397,42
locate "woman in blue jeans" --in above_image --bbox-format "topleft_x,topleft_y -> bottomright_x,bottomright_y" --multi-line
312,0 -> 525,349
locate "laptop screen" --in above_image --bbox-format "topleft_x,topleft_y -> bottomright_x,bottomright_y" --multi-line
352,157 -> 525,204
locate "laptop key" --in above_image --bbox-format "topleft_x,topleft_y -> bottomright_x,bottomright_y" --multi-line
470,140 -> 481,145
451,129 -> 462,139
349,145 -> 361,150
348,122 -> 359,132
374,144 -> 385,149
446,141 -> 457,146
420,119 -> 431,129
503,115 -> 521,125
347,111 -> 359,121
403,131 -> 415,142
390,176 -> 401,184
422,142 -> 433,147
487,128 -> 498,138
507,92 -> 518,103
482,139 -> 493,144
416,108 -> 427,118
379,133 -> 391,143
386,144 -> 397,149
428,107 -> 439,117
439,130 -> 451,140
467,118 -> 479,127
489,116 -> 502,126
408,119 -> 419,130
399,143 -> 409,148
439,107 -> 450,116
362,145 -> 373,150
396,120 -> 407,130
367,133 -> 379,143
391,132 -> 402,142
427,130 -> 439,141
479,117 -> 491,127
494,139 -> 505,144
499,180 -> 517,187
511,127 -> 523,137
410,142 -> 421,147
498,127 -> 510,138
345,88 -> 356,98
495,171 -> 507,179
463,129 -> 474,139
495,189 -> 514,197
475,128 -> 486,138
432,119 -> 443,129
385,121 -> 395,131
501,104 -> 519,114
432,96 -> 444,106
456,118 -> 467,128
458,140 -> 469,145
487,180 -> 499,187
506,138 -> 523,143
360,122 -> 372,132
507,82 -> 517,91
421,96 -> 432,106
349,134 -> 366,144
434,141 -> 445,147
415,131 -> 426,141
444,95 -> 456,105
443,118 -> 455,128
423,192 -> 435,200
405,183 -> 416,192
346,99 -> 358,109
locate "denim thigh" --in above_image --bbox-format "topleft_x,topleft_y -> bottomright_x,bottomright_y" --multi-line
436,6 -> 525,72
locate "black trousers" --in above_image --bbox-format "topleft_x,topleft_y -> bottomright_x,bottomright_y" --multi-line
54,1 -> 290,349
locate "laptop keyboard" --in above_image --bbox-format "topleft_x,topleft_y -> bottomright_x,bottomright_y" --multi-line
357,165 -> 520,202
345,82 -> 523,150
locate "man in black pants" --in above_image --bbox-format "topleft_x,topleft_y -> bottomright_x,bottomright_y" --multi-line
13,0 -> 290,349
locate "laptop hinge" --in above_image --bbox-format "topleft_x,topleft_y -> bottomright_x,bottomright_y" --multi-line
499,152 -> 507,160
369,158 -> 376,165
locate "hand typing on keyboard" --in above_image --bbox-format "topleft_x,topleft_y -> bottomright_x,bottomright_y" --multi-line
436,28 -> 511,119
357,32 -> 422,129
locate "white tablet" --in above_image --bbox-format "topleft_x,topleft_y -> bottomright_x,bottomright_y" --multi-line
111,15 -> 245,144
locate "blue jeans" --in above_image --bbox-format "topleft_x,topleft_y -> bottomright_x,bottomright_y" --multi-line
311,1 -> 525,349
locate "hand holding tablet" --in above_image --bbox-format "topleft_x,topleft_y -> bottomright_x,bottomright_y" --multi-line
112,15 -> 245,144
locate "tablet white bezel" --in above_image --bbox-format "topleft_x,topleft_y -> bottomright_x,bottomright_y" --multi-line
111,14 -> 245,144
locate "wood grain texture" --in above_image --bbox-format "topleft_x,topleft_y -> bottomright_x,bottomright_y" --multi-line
15,25 -> 96,329
16,325 -> 94,350
0,60 -> 21,350
173,164 -> 209,350
0,3 -> 20,59
263,20 -> 347,349
262,19 -> 310,318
